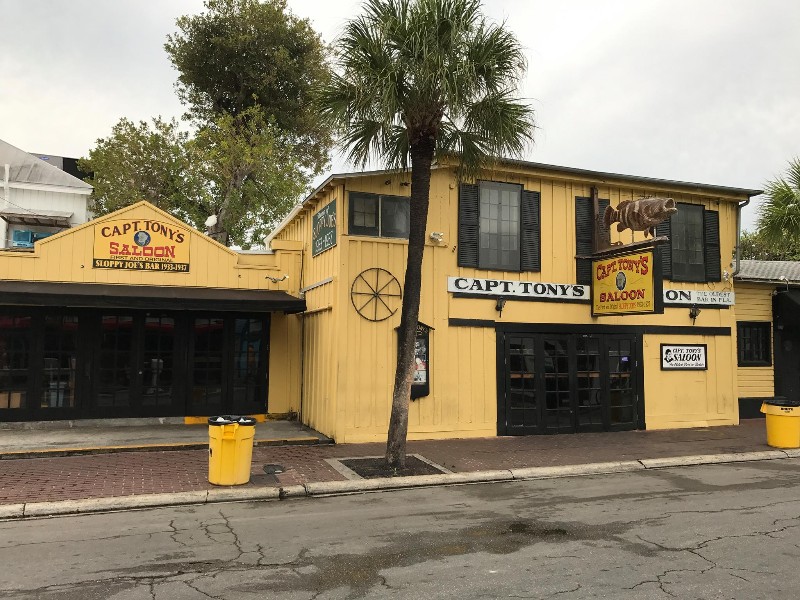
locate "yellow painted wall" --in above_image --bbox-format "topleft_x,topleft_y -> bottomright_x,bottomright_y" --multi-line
274,165 -> 747,442
274,187 -> 342,436
734,282 -> 775,398
644,334 -> 737,429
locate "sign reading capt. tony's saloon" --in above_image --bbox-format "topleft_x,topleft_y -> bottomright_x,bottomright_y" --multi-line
592,250 -> 662,316
93,219 -> 191,272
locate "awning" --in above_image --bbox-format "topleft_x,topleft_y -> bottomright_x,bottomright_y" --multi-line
0,209 -> 73,227
0,281 -> 306,314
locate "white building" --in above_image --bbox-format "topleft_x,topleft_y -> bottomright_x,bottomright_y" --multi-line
0,139 -> 92,249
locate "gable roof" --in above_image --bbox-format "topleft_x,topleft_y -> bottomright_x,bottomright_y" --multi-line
736,260 -> 800,285
0,138 -> 92,190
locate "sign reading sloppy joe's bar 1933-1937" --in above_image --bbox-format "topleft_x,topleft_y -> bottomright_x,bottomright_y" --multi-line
661,344 -> 707,370
93,219 -> 191,272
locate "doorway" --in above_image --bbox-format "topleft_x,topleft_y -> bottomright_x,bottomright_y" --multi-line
0,308 -> 270,421
499,331 -> 643,435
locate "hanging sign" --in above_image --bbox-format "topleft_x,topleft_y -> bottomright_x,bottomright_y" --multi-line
592,250 -> 662,316
661,344 -> 708,370
93,219 -> 190,272
312,200 -> 337,256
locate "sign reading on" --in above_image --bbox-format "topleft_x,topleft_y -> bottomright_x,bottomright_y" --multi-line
93,219 -> 190,272
663,289 -> 735,306
661,344 -> 708,370
312,200 -> 337,256
592,250 -> 660,316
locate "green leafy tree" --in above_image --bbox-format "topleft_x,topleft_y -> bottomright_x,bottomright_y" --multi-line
739,230 -> 800,261
317,0 -> 534,468
165,0 -> 333,174
190,106 -> 307,247
757,157 -> 800,245
81,109 -> 305,248
80,117 -> 199,217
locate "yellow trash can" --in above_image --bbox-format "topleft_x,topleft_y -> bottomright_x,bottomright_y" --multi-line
208,416 -> 257,485
760,398 -> 800,449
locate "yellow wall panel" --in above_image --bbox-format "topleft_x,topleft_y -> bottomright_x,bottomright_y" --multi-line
734,282 -> 775,398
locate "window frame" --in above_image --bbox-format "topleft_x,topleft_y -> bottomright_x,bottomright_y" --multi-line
737,321 -> 772,367
478,180 -> 523,271
348,191 -> 410,239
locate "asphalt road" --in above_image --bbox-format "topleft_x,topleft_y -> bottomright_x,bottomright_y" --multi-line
2,458 -> 799,599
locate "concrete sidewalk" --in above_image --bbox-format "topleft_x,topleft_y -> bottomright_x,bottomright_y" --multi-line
1,418 -> 789,519
0,418 -> 330,457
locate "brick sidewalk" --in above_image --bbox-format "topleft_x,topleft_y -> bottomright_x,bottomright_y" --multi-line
0,420 -> 769,505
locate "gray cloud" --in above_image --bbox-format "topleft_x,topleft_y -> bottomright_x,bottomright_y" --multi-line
2,0 -> 797,230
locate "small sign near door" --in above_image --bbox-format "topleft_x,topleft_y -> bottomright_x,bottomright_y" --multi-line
661,344 -> 707,370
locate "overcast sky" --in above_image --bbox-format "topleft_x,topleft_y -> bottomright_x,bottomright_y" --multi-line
2,0 -> 798,230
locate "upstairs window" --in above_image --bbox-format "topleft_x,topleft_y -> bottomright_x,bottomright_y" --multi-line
737,322 -> 771,366
458,181 -> 540,272
348,192 -> 410,239
670,204 -> 705,282
656,202 -> 721,283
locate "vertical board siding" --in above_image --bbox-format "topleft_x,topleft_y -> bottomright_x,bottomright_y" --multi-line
268,166 -> 750,441
735,282 -> 775,398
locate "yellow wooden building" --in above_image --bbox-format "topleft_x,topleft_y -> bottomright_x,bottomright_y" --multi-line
0,202 -> 305,420
268,160 -> 762,443
1,162 -> 775,440
734,260 -> 800,417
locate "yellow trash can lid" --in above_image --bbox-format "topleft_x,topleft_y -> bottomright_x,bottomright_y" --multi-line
764,397 -> 800,408
208,415 -> 257,426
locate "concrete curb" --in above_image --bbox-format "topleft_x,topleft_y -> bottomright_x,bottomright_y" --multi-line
638,450 -> 787,469
3,449 -> 797,520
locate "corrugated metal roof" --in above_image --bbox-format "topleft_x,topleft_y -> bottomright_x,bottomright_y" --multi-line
736,260 -> 800,284
0,139 -> 92,190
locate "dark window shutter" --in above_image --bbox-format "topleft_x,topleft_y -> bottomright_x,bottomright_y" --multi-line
655,218 -> 672,279
704,209 -> 721,282
575,197 -> 593,285
574,197 -> 609,285
458,183 -> 479,267
520,190 -> 541,271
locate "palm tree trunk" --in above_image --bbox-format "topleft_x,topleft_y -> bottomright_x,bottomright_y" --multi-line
386,139 -> 434,469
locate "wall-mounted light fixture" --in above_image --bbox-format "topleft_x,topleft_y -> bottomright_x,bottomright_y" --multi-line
429,231 -> 444,243
495,297 -> 507,317
689,304 -> 701,323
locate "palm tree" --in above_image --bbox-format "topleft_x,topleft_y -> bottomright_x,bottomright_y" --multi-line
758,157 -> 800,245
318,0 -> 534,468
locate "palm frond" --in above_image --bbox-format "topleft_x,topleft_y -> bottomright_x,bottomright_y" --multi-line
317,0 -> 534,173
758,157 -> 800,244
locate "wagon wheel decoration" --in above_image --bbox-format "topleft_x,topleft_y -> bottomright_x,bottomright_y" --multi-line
350,268 -> 402,322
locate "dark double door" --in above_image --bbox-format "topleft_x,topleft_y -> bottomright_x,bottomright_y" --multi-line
499,332 -> 643,435
0,308 -> 270,421
86,313 -> 270,418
